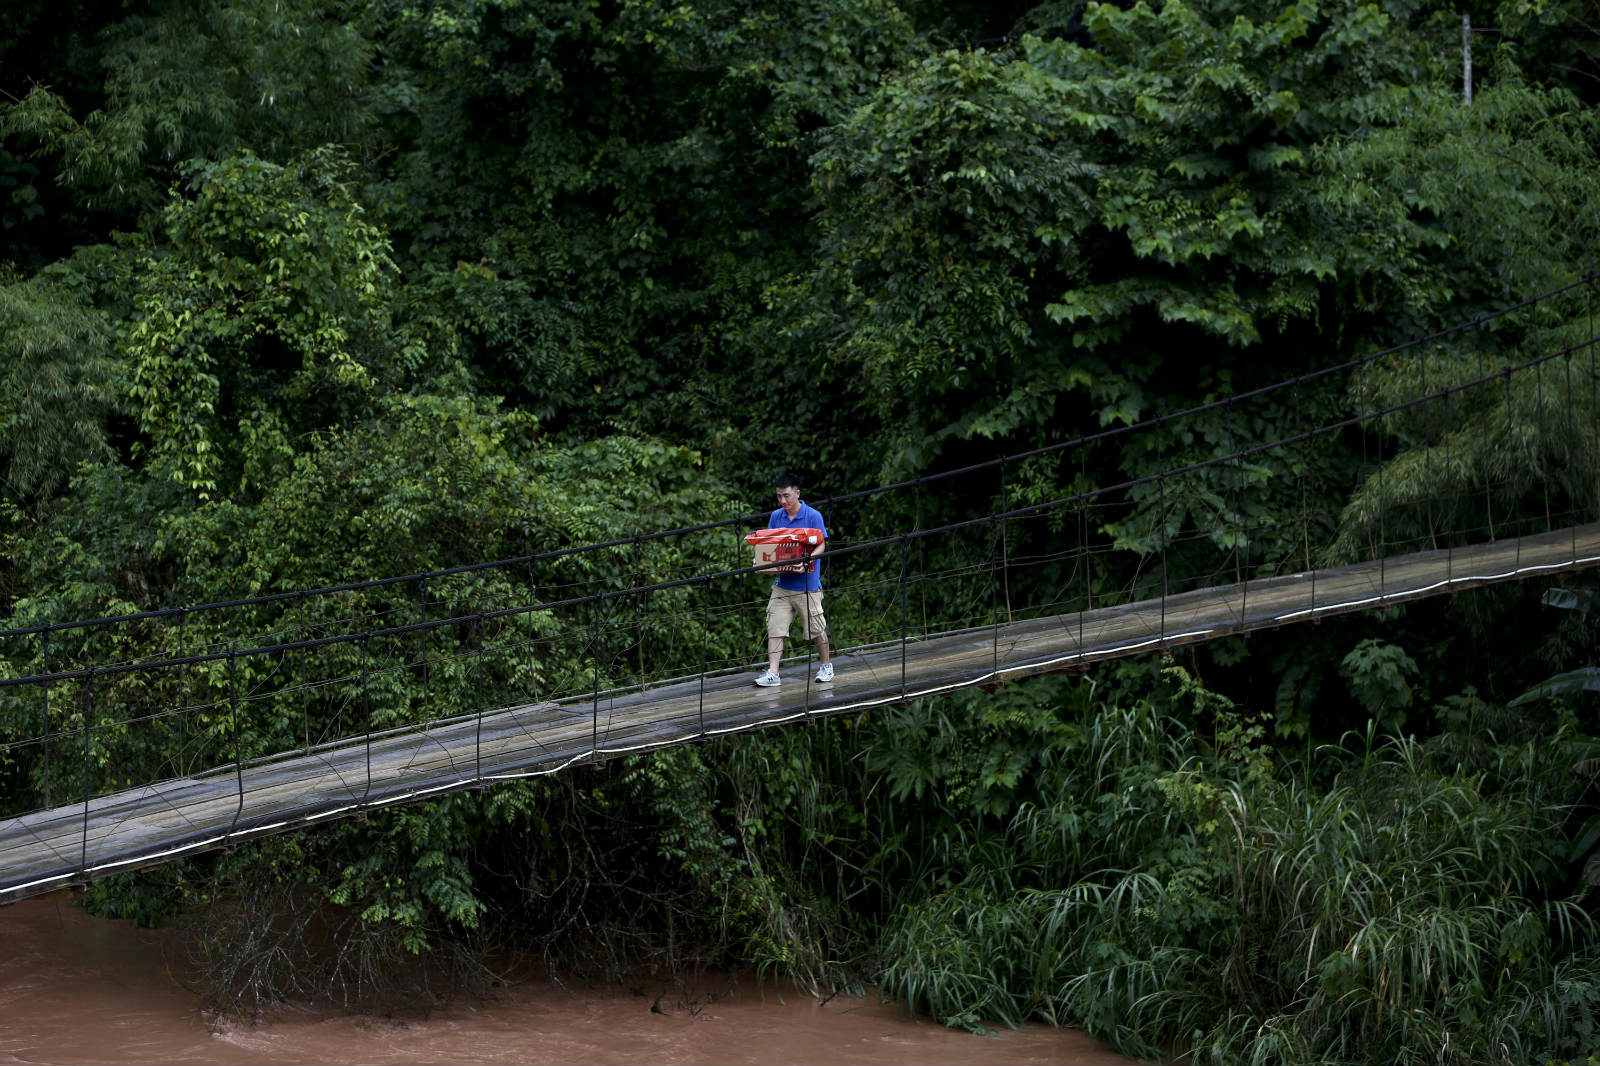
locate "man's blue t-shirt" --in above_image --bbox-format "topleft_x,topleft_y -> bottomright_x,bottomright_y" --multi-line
769,502 -> 826,592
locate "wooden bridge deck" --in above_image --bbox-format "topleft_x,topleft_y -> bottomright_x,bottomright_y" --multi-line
5,524 -> 1599,904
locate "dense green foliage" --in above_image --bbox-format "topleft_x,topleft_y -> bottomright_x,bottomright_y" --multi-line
866,670 -> 1600,1063
5,0 -> 1600,1061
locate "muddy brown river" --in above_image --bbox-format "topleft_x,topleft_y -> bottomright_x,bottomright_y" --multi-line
0,894 -> 1136,1065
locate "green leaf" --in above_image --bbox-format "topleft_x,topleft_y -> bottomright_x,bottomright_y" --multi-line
1541,587 -> 1594,615
1508,667 -> 1600,707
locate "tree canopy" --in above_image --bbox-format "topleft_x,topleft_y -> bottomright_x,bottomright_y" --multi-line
5,0 -> 1600,1060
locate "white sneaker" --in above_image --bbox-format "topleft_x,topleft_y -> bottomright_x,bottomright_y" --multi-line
754,670 -> 781,688
815,663 -> 834,683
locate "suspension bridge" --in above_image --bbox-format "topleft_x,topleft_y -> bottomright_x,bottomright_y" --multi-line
3,280 -> 1600,905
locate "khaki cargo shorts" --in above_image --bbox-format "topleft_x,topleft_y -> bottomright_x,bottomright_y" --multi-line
766,587 -> 827,640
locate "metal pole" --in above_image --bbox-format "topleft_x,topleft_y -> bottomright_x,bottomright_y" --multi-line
1591,280 -> 1598,525
1158,473 -> 1168,647
633,536 -> 645,688
40,628 -> 51,808
1302,387 -> 1316,615
418,579 -> 430,723
229,648 -> 244,831
1506,368 -> 1521,566
899,532 -> 910,698
591,594 -> 601,760
361,635 -> 372,802
1422,347 -> 1434,551
697,575 -> 709,737
915,482 -> 927,639
1079,446 -> 1089,658
525,561 -> 539,703
1227,397 -> 1246,627
1444,384 -> 1453,584
1592,281 -> 1599,524
79,668 -> 94,877
1566,350 -> 1578,562
475,625 -> 485,784
1377,389 -> 1387,596
1156,417 -> 1167,649
1537,352 -> 1552,533
297,591 -> 309,753
991,513 -> 1001,677
801,583 -> 814,715
999,458 -> 1012,623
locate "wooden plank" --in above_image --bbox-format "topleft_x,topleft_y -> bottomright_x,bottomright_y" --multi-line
4,524 -> 1598,904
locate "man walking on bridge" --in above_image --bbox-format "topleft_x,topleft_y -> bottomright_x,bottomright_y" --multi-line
754,473 -> 834,687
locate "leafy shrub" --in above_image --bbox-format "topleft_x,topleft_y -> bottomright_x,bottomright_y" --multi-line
870,671 -> 1600,1064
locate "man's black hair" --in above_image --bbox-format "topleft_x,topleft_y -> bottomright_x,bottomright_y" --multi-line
773,471 -> 802,490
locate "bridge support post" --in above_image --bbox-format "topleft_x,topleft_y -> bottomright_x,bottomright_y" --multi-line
696,575 -> 709,738
591,595 -> 601,762
230,648 -> 243,833
417,579 -> 430,725
361,636 -> 372,802
476,628 -> 485,785
78,667 -> 94,883
999,458 -> 1012,625
40,628 -> 51,809
899,532 -> 910,698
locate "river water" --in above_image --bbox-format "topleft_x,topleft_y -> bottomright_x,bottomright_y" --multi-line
0,894 -> 1136,1065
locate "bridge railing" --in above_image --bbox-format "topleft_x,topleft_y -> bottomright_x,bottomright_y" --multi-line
1,278 -> 1597,879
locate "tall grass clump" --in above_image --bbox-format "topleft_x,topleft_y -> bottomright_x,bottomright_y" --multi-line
874,670 -> 1600,1064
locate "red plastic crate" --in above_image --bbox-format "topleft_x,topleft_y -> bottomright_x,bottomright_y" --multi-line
745,527 -> 823,574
